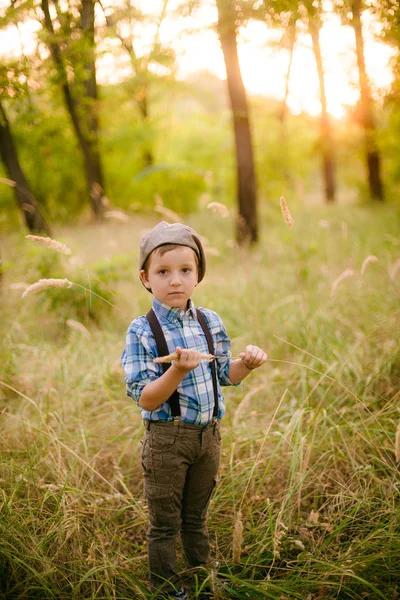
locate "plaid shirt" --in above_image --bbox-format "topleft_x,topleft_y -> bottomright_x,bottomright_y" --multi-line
121,298 -> 236,425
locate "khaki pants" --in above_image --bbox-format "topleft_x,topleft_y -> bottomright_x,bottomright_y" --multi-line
141,420 -> 221,595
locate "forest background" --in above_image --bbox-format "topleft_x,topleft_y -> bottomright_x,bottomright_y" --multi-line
0,0 -> 400,598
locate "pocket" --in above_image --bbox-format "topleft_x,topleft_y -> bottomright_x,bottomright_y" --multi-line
141,437 -> 151,473
146,482 -> 174,500
149,432 -> 176,451
215,426 -> 222,444
145,481 -> 177,525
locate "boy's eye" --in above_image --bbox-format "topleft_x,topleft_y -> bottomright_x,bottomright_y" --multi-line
158,269 -> 168,275
182,268 -> 192,273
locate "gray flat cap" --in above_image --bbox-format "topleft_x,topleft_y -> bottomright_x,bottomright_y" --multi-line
139,221 -> 206,283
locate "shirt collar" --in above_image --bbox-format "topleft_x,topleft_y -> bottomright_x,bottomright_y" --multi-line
152,297 -> 197,324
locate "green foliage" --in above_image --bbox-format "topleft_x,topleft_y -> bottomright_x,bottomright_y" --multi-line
7,238 -> 133,326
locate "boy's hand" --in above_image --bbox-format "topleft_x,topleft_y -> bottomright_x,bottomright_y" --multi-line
239,345 -> 268,371
172,346 -> 202,373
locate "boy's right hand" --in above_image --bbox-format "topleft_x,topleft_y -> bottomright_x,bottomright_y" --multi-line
172,346 -> 202,373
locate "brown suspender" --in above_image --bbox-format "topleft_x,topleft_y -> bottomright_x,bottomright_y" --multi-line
195,309 -> 219,418
146,308 -> 219,419
146,309 -> 181,417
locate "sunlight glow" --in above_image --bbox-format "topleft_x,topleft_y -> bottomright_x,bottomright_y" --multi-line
0,0 -> 395,119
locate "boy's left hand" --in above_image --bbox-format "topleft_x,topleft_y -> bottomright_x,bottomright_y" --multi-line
239,345 -> 268,371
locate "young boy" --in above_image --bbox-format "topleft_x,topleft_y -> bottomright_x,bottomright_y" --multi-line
121,221 -> 267,599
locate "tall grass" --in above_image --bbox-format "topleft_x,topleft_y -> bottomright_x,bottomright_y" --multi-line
0,203 -> 399,598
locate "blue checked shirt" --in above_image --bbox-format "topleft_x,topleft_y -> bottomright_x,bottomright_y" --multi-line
121,298 -> 236,425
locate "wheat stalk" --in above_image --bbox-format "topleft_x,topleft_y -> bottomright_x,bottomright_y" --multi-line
66,319 -> 91,337
361,255 -> 378,275
21,278 -> 73,298
280,196 -> 293,227
330,268 -> 356,297
0,177 -> 17,187
232,510 -> 243,563
9,282 -> 30,291
25,235 -> 72,256
204,246 -> 221,256
389,258 -> 400,281
104,210 -> 129,222
206,202 -> 230,218
395,422 -> 400,462
233,385 -> 265,428
154,194 -> 181,222
154,352 -> 214,363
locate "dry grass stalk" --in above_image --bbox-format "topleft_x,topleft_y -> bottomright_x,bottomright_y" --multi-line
308,510 -> 320,524
25,235 -> 72,256
280,196 -> 293,227
154,205 -> 181,223
395,422 -> 400,462
330,268 -> 356,297
154,352 -> 214,364
206,202 -> 230,218
0,177 -> 17,187
233,385 -> 265,428
22,278 -> 73,298
361,255 -> 378,275
340,220 -> 348,240
389,258 -> 400,281
9,282 -> 29,291
204,246 -> 221,257
66,319 -> 91,337
232,510 -> 243,563
154,194 -> 181,222
104,210 -> 129,222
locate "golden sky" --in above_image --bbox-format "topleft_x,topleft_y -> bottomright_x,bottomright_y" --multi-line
0,0 -> 395,118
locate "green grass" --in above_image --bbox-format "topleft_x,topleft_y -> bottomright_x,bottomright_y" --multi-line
0,203 -> 399,599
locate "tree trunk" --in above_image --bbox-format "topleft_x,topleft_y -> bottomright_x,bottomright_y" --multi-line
41,0 -> 105,218
216,0 -> 258,244
81,0 -> 106,210
351,0 -> 384,201
279,21 -> 296,125
279,20 -> 296,187
308,12 -> 336,203
136,84 -> 154,167
0,101 -> 51,234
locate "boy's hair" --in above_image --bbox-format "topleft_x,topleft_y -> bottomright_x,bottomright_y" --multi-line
142,243 -> 199,275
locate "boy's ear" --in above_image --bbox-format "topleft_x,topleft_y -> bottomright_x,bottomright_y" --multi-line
139,269 -> 151,290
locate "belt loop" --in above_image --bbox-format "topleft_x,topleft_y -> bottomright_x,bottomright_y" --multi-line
144,420 -> 151,431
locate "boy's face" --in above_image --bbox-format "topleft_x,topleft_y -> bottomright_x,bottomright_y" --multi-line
140,246 -> 198,310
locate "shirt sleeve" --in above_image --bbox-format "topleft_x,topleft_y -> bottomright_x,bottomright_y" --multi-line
201,309 -> 239,387
121,318 -> 161,402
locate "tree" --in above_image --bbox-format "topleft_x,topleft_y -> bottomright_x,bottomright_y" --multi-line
278,17 -> 297,125
259,0 -> 336,202
216,0 -> 258,244
352,0 -> 384,200
0,99 -> 50,234
100,0 -> 176,169
335,0 -> 384,201
41,0 -> 106,218
375,0 -> 400,91
304,0 -> 336,202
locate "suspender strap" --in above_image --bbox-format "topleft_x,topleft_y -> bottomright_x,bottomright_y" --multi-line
196,308 -> 219,417
145,308 -> 219,420
146,309 -> 181,417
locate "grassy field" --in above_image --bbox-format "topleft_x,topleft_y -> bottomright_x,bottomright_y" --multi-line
0,202 -> 399,599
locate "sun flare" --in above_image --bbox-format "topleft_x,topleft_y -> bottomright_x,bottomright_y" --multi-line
0,0 -> 395,119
